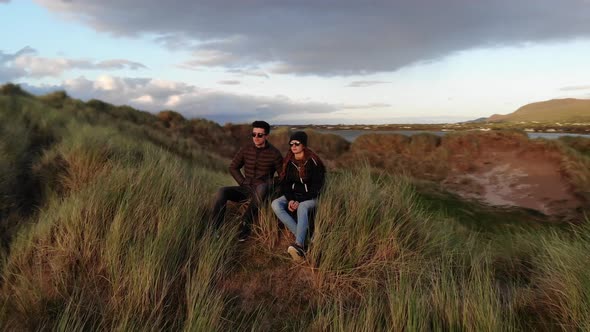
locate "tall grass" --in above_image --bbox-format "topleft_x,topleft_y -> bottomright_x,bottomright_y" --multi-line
1,89 -> 589,330
253,166 -> 590,330
552,138 -> 590,204
0,126 -> 238,330
0,94 -> 241,330
295,168 -> 505,330
0,97 -> 56,214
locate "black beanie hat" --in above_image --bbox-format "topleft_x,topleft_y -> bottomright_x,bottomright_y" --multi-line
289,131 -> 308,146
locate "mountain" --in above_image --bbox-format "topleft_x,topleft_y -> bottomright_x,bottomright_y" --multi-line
488,98 -> 590,122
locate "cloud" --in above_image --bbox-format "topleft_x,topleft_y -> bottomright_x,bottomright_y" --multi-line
13,55 -> 147,77
36,0 -> 590,76
0,66 -> 26,83
560,85 -> 590,91
0,0 -> 10,3
226,68 -> 269,78
0,47 -> 147,80
63,76 -> 191,101
21,75 -> 470,124
17,82 -> 65,95
153,34 -> 195,50
181,49 -> 239,68
0,47 -> 33,81
218,80 -> 240,85
31,75 -> 336,124
339,103 -> 392,110
346,81 -> 390,88
96,59 -> 146,70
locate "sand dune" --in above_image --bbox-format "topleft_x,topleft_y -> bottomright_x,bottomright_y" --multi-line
443,148 -> 583,216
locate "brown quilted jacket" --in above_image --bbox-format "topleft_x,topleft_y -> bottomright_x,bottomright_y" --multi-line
229,142 -> 283,186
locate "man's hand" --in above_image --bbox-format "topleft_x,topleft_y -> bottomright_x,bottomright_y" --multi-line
288,200 -> 299,212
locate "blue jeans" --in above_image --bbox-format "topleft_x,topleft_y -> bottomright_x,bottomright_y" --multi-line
271,195 -> 317,246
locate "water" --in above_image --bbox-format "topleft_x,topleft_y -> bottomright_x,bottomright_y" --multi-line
316,129 -> 590,142
527,132 -> 590,139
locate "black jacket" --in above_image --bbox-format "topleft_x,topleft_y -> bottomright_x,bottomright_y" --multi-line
281,156 -> 326,202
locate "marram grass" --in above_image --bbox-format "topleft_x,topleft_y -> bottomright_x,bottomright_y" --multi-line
1,92 -> 590,330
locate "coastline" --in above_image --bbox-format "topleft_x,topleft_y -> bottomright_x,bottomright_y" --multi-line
308,128 -> 590,142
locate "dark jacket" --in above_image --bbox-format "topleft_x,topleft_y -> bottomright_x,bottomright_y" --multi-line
229,142 -> 283,187
281,156 -> 326,202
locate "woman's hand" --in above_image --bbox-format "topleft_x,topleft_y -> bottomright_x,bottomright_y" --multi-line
288,200 -> 299,212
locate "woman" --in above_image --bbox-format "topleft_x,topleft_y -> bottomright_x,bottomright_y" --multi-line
271,131 -> 326,262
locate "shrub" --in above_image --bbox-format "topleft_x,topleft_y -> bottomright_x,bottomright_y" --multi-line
0,83 -> 31,97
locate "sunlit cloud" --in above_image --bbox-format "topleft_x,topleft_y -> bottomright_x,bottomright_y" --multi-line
0,46 -> 146,79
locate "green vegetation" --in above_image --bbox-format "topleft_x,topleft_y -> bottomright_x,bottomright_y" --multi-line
489,98 -> 590,123
1,85 -> 589,330
560,135 -> 590,157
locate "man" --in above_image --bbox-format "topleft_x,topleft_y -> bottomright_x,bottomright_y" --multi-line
212,120 -> 283,240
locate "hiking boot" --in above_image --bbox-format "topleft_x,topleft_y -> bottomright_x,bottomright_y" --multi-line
287,244 -> 305,262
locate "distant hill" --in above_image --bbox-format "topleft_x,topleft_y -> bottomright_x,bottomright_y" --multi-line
488,98 -> 590,123
463,117 -> 488,123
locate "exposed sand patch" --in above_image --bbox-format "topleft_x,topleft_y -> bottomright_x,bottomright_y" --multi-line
444,149 -> 582,216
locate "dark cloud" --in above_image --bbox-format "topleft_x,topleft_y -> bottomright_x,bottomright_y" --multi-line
0,47 -> 33,81
0,67 -> 26,83
346,81 -> 390,88
0,47 -> 147,79
36,0 -> 590,75
14,46 -> 36,57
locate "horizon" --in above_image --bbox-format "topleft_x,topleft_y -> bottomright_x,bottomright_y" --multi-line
2,1 -> 590,124
13,83 -> 589,126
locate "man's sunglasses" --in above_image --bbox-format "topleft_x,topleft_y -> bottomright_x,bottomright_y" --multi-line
289,142 -> 302,147
251,133 -> 266,138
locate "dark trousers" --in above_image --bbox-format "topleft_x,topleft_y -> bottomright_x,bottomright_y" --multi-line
211,183 -> 271,230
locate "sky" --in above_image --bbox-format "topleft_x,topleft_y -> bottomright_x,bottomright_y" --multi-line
1,0 -> 590,124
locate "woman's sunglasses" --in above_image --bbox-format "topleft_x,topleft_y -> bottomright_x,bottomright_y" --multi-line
251,133 -> 266,138
289,142 -> 302,147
